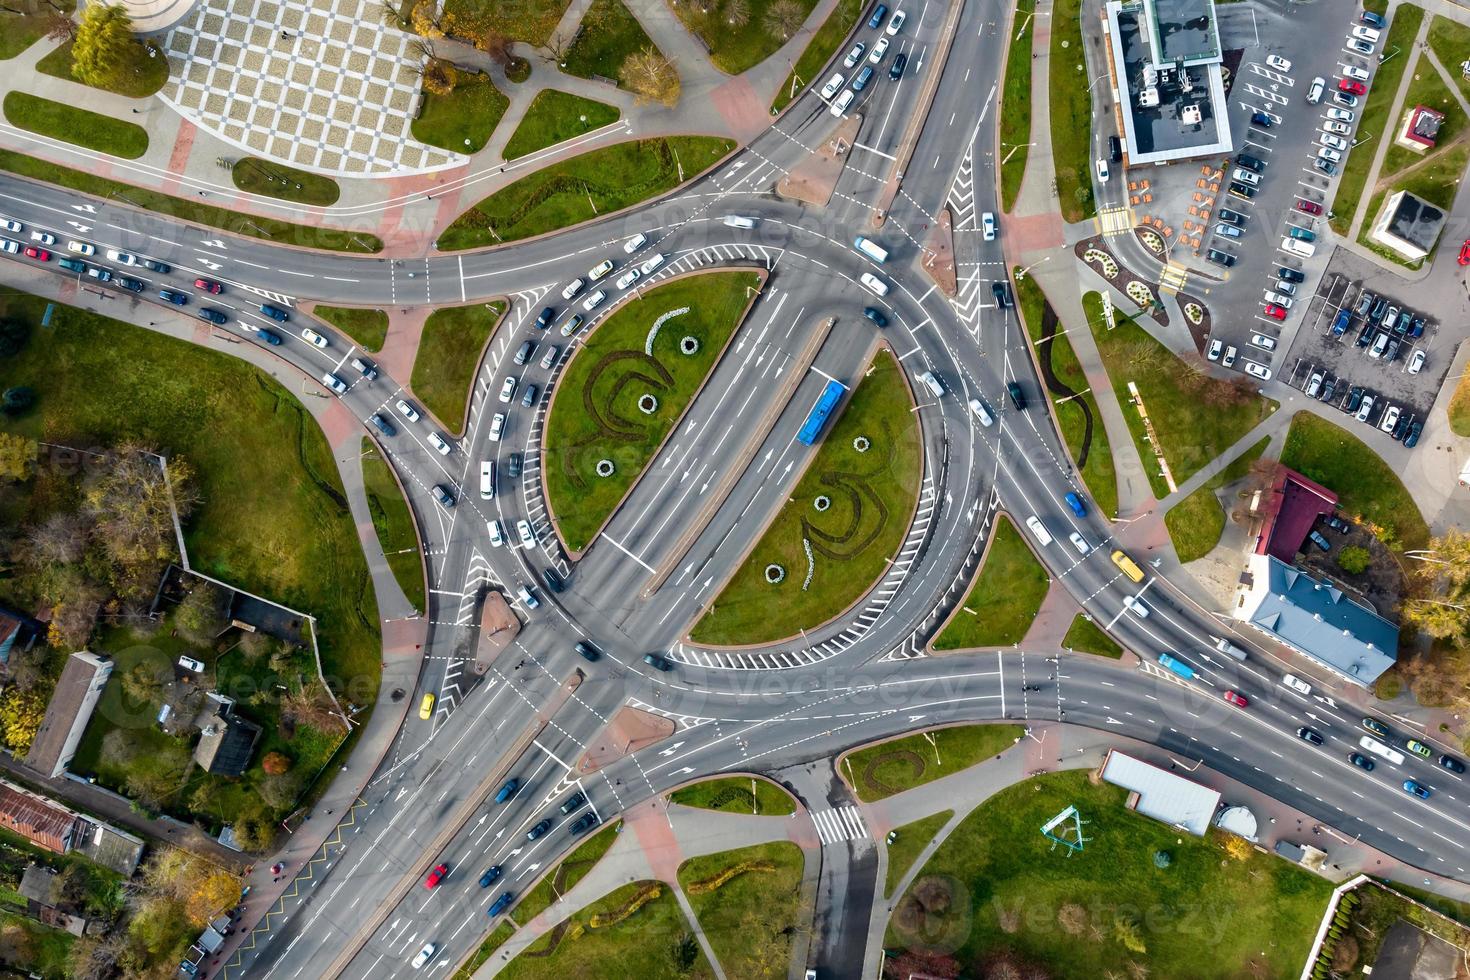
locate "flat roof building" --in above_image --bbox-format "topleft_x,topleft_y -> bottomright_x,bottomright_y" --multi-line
1101,750 -> 1221,835
1370,190 -> 1447,263
26,652 -> 112,779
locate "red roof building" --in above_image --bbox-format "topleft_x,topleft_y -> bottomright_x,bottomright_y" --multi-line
0,780 -> 83,854
1251,467 -> 1338,563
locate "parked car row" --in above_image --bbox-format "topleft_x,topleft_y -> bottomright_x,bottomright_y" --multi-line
1292,363 -> 1423,447
820,5 -> 911,115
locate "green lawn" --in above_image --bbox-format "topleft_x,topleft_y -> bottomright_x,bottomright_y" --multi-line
231,157 -> 339,206
450,921 -> 515,980
887,770 -> 1332,978
503,90 -> 620,161
1280,411 -> 1428,550
439,0 -> 570,44
0,909 -> 74,979
440,136 -> 733,248
1083,292 -> 1276,500
0,1 -> 76,60
999,0 -> 1037,211
842,725 -> 1024,803
411,301 -> 507,435
1429,15 -> 1470,105
668,777 -> 796,816
314,306 -> 389,352
677,842 -> 806,980
0,148 -> 382,253
3,91 -> 148,159
933,515 -> 1049,650
361,441 -> 425,614
691,352 -> 922,646
1328,3 -> 1426,234
1062,613 -> 1124,658
1016,271 -> 1118,517
412,73 -> 508,154
497,880 -> 713,980
885,810 -> 953,897
544,272 -> 761,553
562,0 -> 659,84
771,0 -> 863,113
1376,59 -> 1464,183
1449,373 -> 1470,436
512,821 -> 621,926
669,0 -> 819,75
1164,437 -> 1268,562
1050,0 -> 1094,222
36,38 -> 169,97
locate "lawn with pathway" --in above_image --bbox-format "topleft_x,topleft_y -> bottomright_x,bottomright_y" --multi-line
690,351 -> 922,646
231,157 -> 339,206
670,0 -> 820,75
36,37 -> 169,97
450,921 -> 515,980
932,515 -> 1049,650
439,136 -> 733,248
1450,372 -> 1470,436
677,842 -> 806,979
1062,613 -> 1123,658
886,770 -> 1332,979
410,301 -> 507,435
544,271 -> 762,553
1049,0 -> 1094,222
411,73 -> 509,154
771,0 -> 864,113
884,810 -> 953,897
999,0 -> 1037,211
1428,15 -> 1470,105
667,776 -> 796,816
561,0 -> 659,85
361,440 -> 425,613
1356,140 -> 1470,268
511,821 -> 621,926
314,306 -> 388,352
0,0 -> 76,60
3,92 -> 148,159
502,90 -> 620,161
1163,437 -> 1268,562
1083,292 -> 1275,500
842,724 -> 1024,803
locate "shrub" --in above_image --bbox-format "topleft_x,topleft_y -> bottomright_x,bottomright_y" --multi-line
261,751 -> 292,775
1337,545 -> 1371,575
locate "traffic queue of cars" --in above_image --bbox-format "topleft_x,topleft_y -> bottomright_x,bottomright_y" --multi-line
818,5 -> 911,117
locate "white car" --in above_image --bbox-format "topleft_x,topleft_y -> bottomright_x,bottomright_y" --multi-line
623,232 -> 647,254
1249,333 -> 1277,350
0,239 -> 17,255
487,519 -> 505,547
1318,146 -> 1343,163
1068,532 -> 1090,555
489,412 -> 506,442
411,943 -> 437,969
1355,394 -> 1375,421
639,252 -> 666,275
981,212 -> 996,241
1343,65 -> 1370,82
67,240 -> 95,255
1123,595 -> 1150,619
427,431 -> 453,455
1306,76 -> 1325,104
395,398 -> 420,423
301,328 -> 329,348
1265,55 -> 1292,72
1326,106 -> 1356,122
885,9 -> 906,34
539,345 -> 560,370
1281,673 -> 1312,696
722,214 -> 757,229
1352,25 -> 1381,43
588,258 -> 614,281
561,277 -> 586,300
1095,158 -> 1110,183
820,72 -> 846,100
1207,339 -> 1223,361
29,230 -> 54,245
1378,404 -> 1400,433
859,272 -> 889,296
1347,38 -> 1375,56
498,376 -> 517,403
321,373 -> 348,395
518,585 -> 539,609
105,249 -> 137,265
0,218 -> 21,234
1222,345 -> 1238,368
516,519 -> 535,548
615,268 -> 640,290
829,89 -> 855,117
967,397 -> 994,426
1408,349 -> 1426,375
868,36 -> 891,64
1322,120 -> 1351,136
582,288 -> 607,311
843,42 -> 866,68
1244,362 -> 1272,380
177,655 -> 206,673
1319,133 -> 1348,150
1263,291 -> 1294,309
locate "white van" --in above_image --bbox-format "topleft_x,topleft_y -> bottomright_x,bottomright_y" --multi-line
487,519 -> 505,547
479,460 -> 495,500
1359,735 -> 1405,765
1025,515 -> 1054,546
859,272 -> 890,297
852,236 -> 889,264
1212,636 -> 1248,662
1281,237 -> 1316,258
917,371 -> 943,398
967,397 -> 995,427
722,215 -> 757,229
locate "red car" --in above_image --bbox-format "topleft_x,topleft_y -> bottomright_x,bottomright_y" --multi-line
1295,199 -> 1323,216
424,863 -> 448,889
23,246 -> 49,261
1223,690 -> 1249,708
1263,304 -> 1287,320
1338,79 -> 1367,95
1458,239 -> 1470,266
194,277 -> 223,294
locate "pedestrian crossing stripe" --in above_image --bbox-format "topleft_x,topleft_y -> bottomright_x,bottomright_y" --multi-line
811,805 -> 868,844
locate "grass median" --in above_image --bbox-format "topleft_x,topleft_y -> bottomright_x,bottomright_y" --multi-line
1062,613 -> 1123,658
544,271 -> 761,553
3,91 -> 148,159
771,0 -> 863,113
449,921 -> 515,980
670,0 -> 819,75
411,301 -> 507,435
678,842 -> 806,979
314,306 -> 388,351
1449,374 -> 1470,436
842,724 -> 1024,803
885,770 -> 1332,978
412,73 -> 508,154
933,515 -> 1049,650
1163,436 -> 1268,562
361,440 -> 425,614
690,350 -> 922,646
668,776 -> 796,816
503,90 -> 620,161
511,821 -> 620,926
885,810 -> 953,897
999,0 -> 1037,211
231,157 -> 340,206
1050,0 -> 1094,222
439,136 -> 733,249
562,0 -> 658,84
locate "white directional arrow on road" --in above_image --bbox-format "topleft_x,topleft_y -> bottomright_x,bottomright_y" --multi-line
658,741 -> 686,757
508,846 -> 523,857
515,862 -> 541,880
200,238 -> 228,249
71,204 -> 97,214
907,714 -> 926,723
672,767 -> 695,775
1105,717 -> 1123,725
196,258 -> 223,271
66,221 -> 92,233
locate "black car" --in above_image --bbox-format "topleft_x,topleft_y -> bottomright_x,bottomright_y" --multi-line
1354,323 -> 1374,347
1324,515 -> 1349,532
1228,181 -> 1256,198
535,306 -> 555,329
259,303 -> 290,322
1276,266 -> 1305,284
1440,754 -> 1466,773
433,484 -> 456,507
888,52 -> 908,80
1404,420 -> 1422,448
159,288 -> 188,305
257,329 -> 283,346
559,792 -> 586,815
863,306 -> 888,328
116,276 -> 144,292
370,413 -> 396,437
526,819 -> 552,841
991,281 -> 1013,309
478,865 -> 502,888
569,812 -> 599,836
1006,381 -> 1026,411
1297,727 -> 1324,745
1206,248 -> 1235,268
542,567 -> 564,593
1391,413 -> 1409,441
1344,387 -> 1363,414
643,652 -> 673,672
1250,110 -> 1273,128
1236,153 -> 1266,173
1369,297 -> 1388,322
574,640 -> 601,662
507,452 -> 523,479
1318,377 -> 1336,403
1348,752 -> 1375,772
1108,134 -> 1122,162
141,258 -> 170,274
198,308 -> 227,325
1217,207 -> 1246,226
1314,158 -> 1337,177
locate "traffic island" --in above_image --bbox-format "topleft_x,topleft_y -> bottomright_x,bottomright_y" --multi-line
677,842 -> 807,979
576,706 -> 676,774
837,724 -> 1025,803
930,515 -> 1051,651
922,207 -> 957,296
776,113 -> 863,207
667,776 -> 797,816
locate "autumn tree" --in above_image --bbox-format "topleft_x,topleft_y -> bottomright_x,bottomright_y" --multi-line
0,432 -> 36,482
762,0 -> 803,41
620,46 -> 680,106
120,661 -> 168,705
421,57 -> 457,96
174,582 -> 226,644
282,681 -> 347,735
71,3 -> 147,90
1221,833 -> 1253,861
0,687 -> 46,754
141,848 -> 243,924
261,750 -> 292,775
25,510 -> 89,565
43,7 -> 75,40
256,771 -> 303,810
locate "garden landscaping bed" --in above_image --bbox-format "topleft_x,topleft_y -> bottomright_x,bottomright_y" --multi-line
411,73 -> 508,154
667,776 -> 796,816
3,92 -> 148,159
841,724 -> 1024,803
313,306 -> 388,352
1062,613 -> 1123,658
231,157 -> 339,206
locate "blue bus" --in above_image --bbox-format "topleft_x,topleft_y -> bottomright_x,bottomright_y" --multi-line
1158,653 -> 1195,680
798,380 -> 846,446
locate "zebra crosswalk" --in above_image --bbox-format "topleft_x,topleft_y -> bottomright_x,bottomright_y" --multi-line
1096,206 -> 1132,237
811,805 -> 868,845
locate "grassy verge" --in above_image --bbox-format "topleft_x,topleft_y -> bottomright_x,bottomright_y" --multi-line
1050,0 -> 1094,222
1016,271 -> 1118,517
1328,3 -> 1425,234
1355,141 -> 1470,268
0,148 -> 382,253
1280,412 -> 1428,550
412,73 -> 508,154
450,921 -> 515,980
361,440 -> 425,614
1449,373 -> 1470,436
669,0 -> 819,75
885,810 -> 953,897
1429,16 -> 1470,104
1062,613 -> 1124,658
1376,58 -> 1464,183
440,0 -> 571,45
667,777 -> 796,816
0,2 -> 76,60
886,770 -> 1332,978
1163,437 -> 1268,562
503,90 -> 620,161
770,0 -> 863,113
1083,292 -> 1275,500
498,879 -> 712,979
999,0 -> 1037,211
231,157 -> 339,206
36,38 -> 169,96
314,306 -> 388,352
842,725 -> 1024,803
545,272 -> 760,552
411,301 -> 507,435
440,136 -> 733,248
0,909 -> 73,978
562,0 -> 658,84
511,821 -> 620,926
691,351 -> 922,646
933,515 -> 1049,650
3,91 -> 148,159
677,842 -> 806,979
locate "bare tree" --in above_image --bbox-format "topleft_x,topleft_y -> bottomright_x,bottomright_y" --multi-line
620,46 -> 681,106
26,511 -> 90,566
42,8 -> 74,40
762,0 -> 804,41
724,0 -> 750,28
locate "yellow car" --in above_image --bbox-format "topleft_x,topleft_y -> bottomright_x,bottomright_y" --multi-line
419,693 -> 435,720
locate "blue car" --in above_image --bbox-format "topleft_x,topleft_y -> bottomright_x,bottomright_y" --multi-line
1331,309 -> 1350,336
1064,492 -> 1087,518
1403,779 -> 1430,800
159,288 -> 188,305
256,329 -> 283,346
868,3 -> 888,29
478,865 -> 502,888
494,778 -> 519,804
259,303 -> 289,322
369,413 -> 396,437
488,891 -> 514,917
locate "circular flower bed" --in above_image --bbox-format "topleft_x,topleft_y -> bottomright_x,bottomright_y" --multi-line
853,436 -> 870,452
1126,280 -> 1153,308
1184,303 -> 1204,326
814,495 -> 831,512
637,394 -> 658,415
764,564 -> 785,585
596,459 -> 615,477
679,336 -> 699,355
